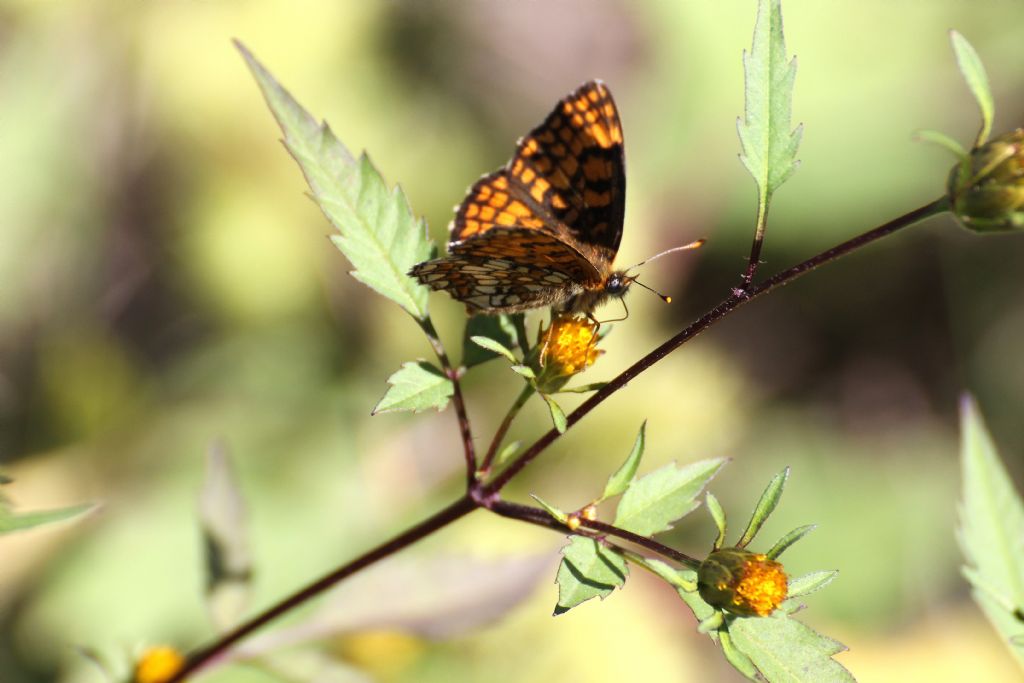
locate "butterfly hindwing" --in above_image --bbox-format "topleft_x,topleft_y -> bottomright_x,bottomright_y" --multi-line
411,228 -> 600,313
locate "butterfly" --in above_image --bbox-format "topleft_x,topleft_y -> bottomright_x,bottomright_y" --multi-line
410,80 -> 646,316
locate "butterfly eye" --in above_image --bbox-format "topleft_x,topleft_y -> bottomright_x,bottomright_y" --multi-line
605,274 -> 630,296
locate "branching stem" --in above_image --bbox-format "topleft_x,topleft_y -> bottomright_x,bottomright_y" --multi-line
170,197 -> 947,680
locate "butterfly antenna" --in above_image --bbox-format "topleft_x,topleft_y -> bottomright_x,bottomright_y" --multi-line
629,238 -> 706,270
631,278 -> 673,304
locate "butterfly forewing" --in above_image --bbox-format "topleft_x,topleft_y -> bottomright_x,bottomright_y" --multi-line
412,80 -> 627,315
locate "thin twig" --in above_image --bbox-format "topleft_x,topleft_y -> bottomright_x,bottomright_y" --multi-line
483,197 -> 948,493
477,384 -> 535,478
169,197 -> 947,679
167,495 -> 478,683
419,317 -> 476,485
490,500 -> 701,568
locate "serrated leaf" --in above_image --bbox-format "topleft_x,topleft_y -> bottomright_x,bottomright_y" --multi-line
236,41 -> 432,320
372,361 -> 453,414
913,129 -> 968,159
601,421 -> 646,501
707,492 -> 727,550
463,315 -> 518,368
738,0 -> 802,200
469,335 -> 517,364
738,467 -> 789,548
199,443 -> 252,632
0,496 -> 95,535
766,524 -> 816,560
542,394 -> 567,433
530,493 -> 568,524
613,458 -> 726,536
554,536 -> 628,614
950,30 -> 994,147
786,570 -> 838,601
729,613 -> 855,682
957,395 -> 1024,667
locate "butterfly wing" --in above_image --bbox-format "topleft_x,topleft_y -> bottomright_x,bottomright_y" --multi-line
450,81 -> 626,265
411,228 -> 600,313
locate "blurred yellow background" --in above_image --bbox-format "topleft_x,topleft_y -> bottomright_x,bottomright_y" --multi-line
1,1 -> 1023,682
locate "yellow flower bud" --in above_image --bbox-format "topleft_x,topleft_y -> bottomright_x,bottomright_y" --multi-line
532,315 -> 603,393
697,548 -> 788,617
949,128 -> 1024,232
134,646 -> 185,683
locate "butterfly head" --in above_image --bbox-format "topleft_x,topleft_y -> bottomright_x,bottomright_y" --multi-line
604,271 -> 634,299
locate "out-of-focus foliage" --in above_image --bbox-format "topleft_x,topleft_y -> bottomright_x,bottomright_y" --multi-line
1,1 -> 1023,682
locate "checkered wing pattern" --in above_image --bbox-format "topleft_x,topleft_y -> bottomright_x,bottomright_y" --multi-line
451,80 -> 625,262
412,80 -> 627,314
409,228 -> 600,313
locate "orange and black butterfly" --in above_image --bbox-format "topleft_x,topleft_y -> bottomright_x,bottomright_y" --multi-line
410,80 -> 697,316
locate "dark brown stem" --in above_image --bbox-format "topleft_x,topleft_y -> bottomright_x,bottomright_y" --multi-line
489,501 -> 700,568
170,198 -> 947,679
484,197 -> 948,493
477,384 -> 534,478
419,317 -> 476,486
167,496 -> 478,683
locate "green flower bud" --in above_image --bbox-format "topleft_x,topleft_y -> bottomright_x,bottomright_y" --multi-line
948,128 -> 1024,232
697,547 -> 788,617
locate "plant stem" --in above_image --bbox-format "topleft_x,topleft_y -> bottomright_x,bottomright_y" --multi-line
477,384 -> 535,478
483,197 -> 948,494
489,500 -> 701,568
740,188 -> 771,288
167,495 -> 478,683
420,317 -> 476,485
170,197 -> 947,679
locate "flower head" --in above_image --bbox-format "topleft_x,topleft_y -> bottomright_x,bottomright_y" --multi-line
134,646 -> 185,683
532,315 -> 603,392
949,128 -> 1024,232
697,547 -> 788,617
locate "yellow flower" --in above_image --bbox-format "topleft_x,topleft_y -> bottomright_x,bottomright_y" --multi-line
539,315 -> 603,376
949,128 -> 1024,232
697,548 -> 788,617
134,646 -> 185,683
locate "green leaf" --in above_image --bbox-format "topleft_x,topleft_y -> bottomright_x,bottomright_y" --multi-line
785,570 -> 838,602
957,395 -> 1024,667
738,0 -> 802,201
720,629 -> 761,681
469,335 -> 517,364
530,494 -> 569,525
236,41 -> 432,320
372,361 -> 453,414
728,614 -> 855,682
463,315 -> 518,368
556,382 -> 609,394
0,500 -> 95,535
495,440 -> 521,467
913,129 -> 968,159
707,492 -> 727,551
766,523 -> 816,560
738,467 -> 789,548
542,394 -> 567,433
601,421 -> 646,501
554,536 -> 628,614
199,443 -> 252,632
510,364 -> 536,380
950,30 -> 994,147
613,458 -> 726,536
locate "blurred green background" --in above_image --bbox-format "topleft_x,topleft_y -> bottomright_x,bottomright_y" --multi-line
2,1 -> 1023,681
